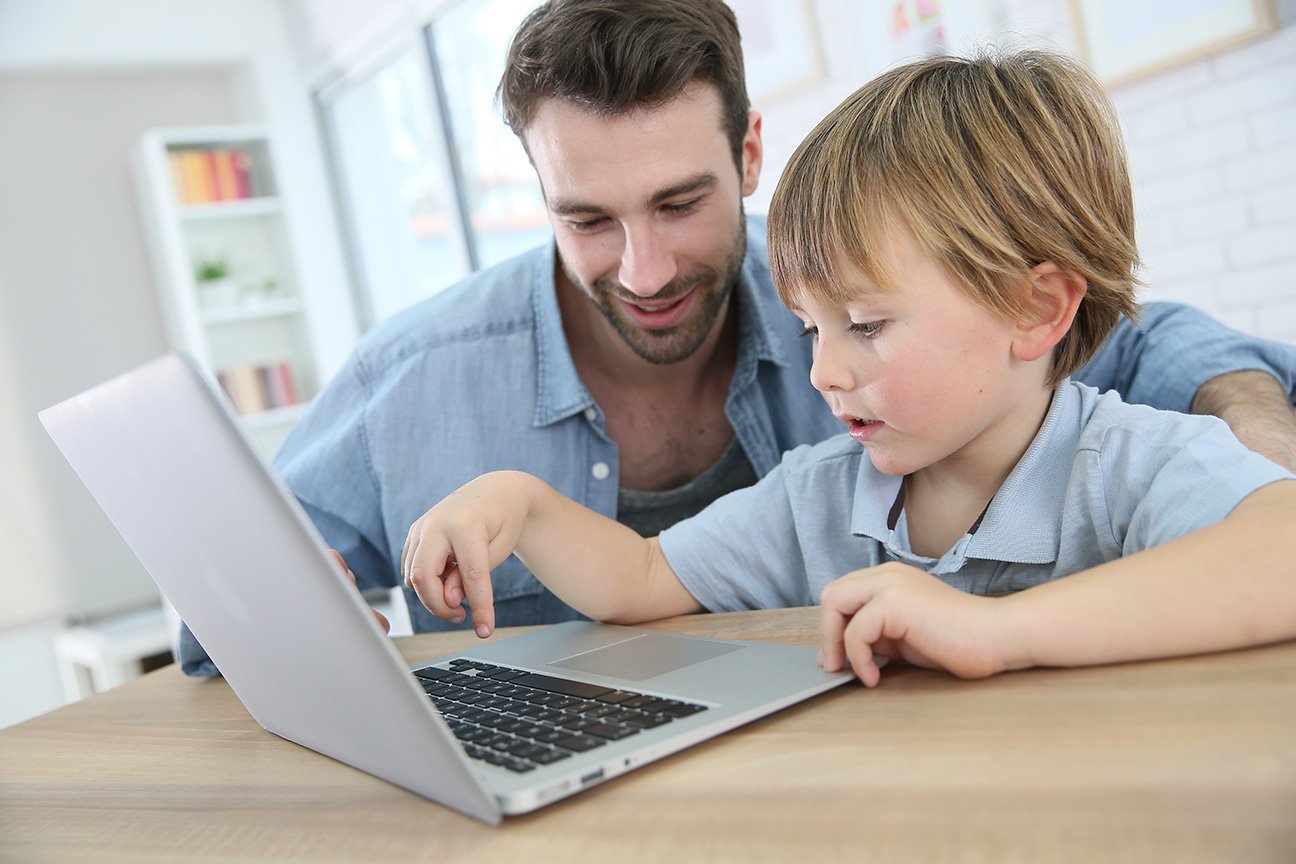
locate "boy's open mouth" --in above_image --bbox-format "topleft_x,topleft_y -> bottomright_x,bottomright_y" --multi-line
844,416 -> 885,443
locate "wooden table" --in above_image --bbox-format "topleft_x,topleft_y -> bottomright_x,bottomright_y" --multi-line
3,607 -> 1294,863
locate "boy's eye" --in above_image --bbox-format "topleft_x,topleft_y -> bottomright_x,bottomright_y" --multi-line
797,324 -> 818,340
850,321 -> 885,338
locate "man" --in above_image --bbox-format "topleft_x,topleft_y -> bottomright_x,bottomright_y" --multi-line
180,0 -> 1296,674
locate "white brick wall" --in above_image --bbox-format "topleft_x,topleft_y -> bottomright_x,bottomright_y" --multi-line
764,0 -> 1296,344
985,0 -> 1296,342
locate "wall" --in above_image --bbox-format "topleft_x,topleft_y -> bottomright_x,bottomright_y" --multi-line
753,0 -> 1296,341
0,0 -> 357,727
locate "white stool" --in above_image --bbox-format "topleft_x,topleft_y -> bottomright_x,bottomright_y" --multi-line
54,606 -> 173,701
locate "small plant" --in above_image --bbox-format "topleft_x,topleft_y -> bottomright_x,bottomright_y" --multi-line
195,255 -> 231,282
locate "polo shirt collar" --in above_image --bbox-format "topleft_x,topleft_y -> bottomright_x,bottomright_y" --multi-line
850,382 -> 1080,571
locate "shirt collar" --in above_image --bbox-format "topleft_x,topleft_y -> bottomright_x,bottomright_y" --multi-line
849,381 -> 1081,568
530,241 -> 591,428
530,220 -> 791,428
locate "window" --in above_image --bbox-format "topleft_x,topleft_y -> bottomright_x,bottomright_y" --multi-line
319,0 -> 544,329
430,0 -> 549,270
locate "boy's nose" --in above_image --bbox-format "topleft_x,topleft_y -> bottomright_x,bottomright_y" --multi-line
808,340 -> 857,393
618,225 -> 677,298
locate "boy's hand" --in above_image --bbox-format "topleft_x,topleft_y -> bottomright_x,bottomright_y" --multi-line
401,472 -> 533,638
818,563 -> 1011,686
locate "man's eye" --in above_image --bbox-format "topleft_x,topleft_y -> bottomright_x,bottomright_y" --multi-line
664,199 -> 700,216
850,321 -> 885,338
566,217 -> 607,233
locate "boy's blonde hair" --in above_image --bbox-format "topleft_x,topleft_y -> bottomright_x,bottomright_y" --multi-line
768,50 -> 1139,385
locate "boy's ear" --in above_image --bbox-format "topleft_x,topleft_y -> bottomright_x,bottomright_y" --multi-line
1011,262 -> 1086,363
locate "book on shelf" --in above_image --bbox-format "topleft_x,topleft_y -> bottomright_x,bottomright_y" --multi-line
216,361 -> 298,415
168,148 -> 256,205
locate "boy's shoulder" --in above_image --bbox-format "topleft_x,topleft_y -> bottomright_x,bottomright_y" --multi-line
1069,380 -> 1236,454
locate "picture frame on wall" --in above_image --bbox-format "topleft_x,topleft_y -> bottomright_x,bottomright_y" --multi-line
1070,0 -> 1278,88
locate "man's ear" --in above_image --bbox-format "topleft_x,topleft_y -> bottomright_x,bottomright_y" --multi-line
740,110 -> 763,197
1011,262 -> 1086,362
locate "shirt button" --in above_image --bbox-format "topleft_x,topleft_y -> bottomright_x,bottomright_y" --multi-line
583,407 -> 598,422
591,462 -> 610,480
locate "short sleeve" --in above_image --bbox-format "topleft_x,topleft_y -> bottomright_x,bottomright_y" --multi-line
1090,408 -> 1295,553
658,464 -> 812,612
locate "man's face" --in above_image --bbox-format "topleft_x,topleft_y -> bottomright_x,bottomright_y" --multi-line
524,82 -> 762,364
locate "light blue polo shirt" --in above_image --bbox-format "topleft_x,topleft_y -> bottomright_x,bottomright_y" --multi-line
658,380 -> 1294,610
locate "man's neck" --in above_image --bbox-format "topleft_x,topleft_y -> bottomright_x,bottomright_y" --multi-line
555,269 -> 741,491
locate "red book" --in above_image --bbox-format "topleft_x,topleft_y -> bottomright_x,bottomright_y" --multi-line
203,151 -> 222,202
231,151 -> 253,198
212,150 -> 240,201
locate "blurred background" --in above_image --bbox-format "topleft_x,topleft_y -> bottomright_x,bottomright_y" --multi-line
2,0 -> 1293,728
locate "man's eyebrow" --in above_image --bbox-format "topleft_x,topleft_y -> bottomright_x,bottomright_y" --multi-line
548,172 -> 720,216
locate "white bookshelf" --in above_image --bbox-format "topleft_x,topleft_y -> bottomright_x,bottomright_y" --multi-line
132,124 -> 326,459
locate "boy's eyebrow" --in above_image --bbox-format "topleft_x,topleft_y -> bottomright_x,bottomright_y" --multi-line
548,172 -> 719,216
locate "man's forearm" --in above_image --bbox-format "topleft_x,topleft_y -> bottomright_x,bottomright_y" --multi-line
1192,370 -> 1296,472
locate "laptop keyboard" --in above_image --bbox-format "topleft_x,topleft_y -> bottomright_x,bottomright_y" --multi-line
412,658 -> 708,773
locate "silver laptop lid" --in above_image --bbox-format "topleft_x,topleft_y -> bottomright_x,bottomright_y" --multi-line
39,353 -> 500,824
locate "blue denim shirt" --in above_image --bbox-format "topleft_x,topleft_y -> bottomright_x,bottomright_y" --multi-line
178,215 -> 1296,675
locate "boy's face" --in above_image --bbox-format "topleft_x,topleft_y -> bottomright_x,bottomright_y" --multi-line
524,82 -> 762,364
787,229 -> 1047,478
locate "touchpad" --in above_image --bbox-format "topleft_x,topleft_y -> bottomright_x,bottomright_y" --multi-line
549,632 -> 743,681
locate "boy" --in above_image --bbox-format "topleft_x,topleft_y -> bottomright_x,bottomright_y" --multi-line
401,51 -> 1296,685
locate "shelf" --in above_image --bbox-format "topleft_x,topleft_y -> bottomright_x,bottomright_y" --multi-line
200,298 -> 303,325
133,124 -> 323,461
179,197 -> 283,221
240,403 -> 309,430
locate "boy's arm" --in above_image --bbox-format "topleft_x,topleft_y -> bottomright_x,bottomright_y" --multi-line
403,470 -> 702,637
820,480 -> 1296,685
1000,478 -> 1296,669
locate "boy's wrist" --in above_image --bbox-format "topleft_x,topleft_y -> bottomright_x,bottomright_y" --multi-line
992,591 -> 1040,672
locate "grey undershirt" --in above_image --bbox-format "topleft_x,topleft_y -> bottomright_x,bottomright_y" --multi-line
616,437 -> 758,538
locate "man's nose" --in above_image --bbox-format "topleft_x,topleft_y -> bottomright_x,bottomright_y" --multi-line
618,224 -> 678,297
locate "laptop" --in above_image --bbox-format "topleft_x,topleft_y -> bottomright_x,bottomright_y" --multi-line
39,353 -> 853,824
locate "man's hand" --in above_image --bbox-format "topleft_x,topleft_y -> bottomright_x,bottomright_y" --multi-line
1193,371 -> 1296,472
329,549 -> 390,633
818,563 -> 1014,687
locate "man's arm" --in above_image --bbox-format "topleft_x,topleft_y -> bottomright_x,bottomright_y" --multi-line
1077,302 -> 1296,468
1191,371 -> 1296,471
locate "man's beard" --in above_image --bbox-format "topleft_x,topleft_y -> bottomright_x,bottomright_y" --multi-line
563,214 -> 747,365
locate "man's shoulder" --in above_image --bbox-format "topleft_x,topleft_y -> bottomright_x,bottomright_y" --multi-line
354,245 -> 550,375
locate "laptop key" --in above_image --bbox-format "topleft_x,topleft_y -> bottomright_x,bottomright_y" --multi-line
413,666 -> 454,682
530,748 -> 571,765
511,673 -> 612,699
583,722 -> 640,740
553,734 -> 606,753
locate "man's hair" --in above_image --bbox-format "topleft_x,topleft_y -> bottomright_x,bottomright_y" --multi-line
498,0 -> 750,169
768,50 -> 1140,385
